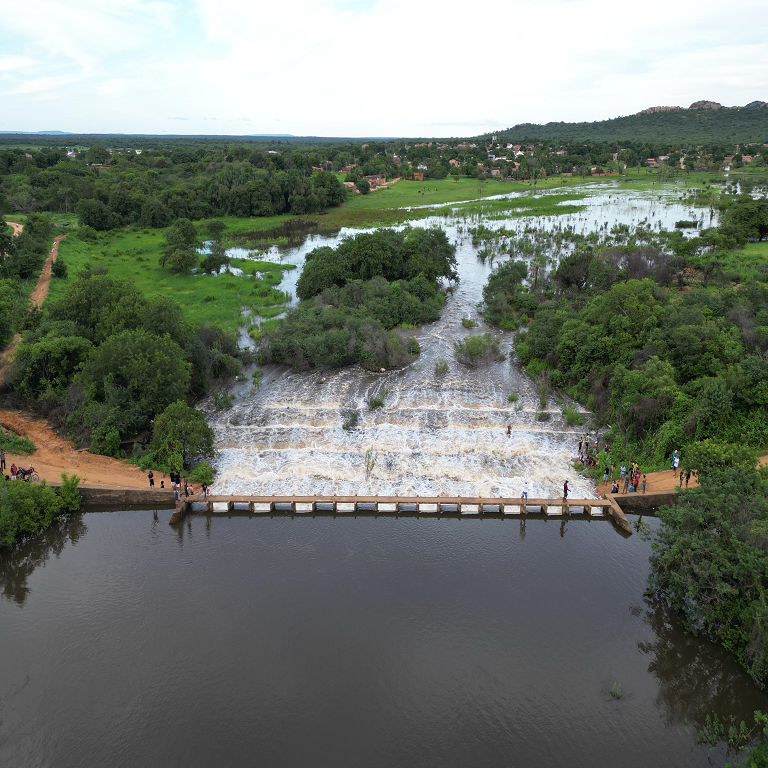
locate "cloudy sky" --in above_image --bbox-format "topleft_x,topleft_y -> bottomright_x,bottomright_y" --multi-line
1,0 -> 767,137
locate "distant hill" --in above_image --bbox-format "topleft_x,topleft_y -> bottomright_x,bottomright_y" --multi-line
491,101 -> 768,144
0,130 -> 69,135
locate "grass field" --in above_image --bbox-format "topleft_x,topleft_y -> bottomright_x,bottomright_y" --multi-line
53,229 -> 295,332
706,240 -> 768,283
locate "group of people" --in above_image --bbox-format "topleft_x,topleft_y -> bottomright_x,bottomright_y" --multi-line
610,462 -> 646,494
148,469 -> 199,503
3,462 -> 36,482
577,435 -> 610,464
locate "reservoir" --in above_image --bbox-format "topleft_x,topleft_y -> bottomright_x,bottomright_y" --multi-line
1,508 -> 765,767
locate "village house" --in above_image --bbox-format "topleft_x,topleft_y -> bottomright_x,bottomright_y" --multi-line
412,172 -> 424,181
366,174 -> 384,189
449,159 -> 461,167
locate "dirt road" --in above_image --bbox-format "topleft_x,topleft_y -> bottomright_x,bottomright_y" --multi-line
0,229 -> 66,384
0,410 -> 159,489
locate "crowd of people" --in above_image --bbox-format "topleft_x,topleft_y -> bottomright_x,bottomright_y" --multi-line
147,468 -> 212,506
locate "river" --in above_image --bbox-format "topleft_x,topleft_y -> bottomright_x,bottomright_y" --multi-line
207,181 -> 716,498
1,508 -> 765,767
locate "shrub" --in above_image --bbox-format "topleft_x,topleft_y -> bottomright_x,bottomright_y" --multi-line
51,259 -> 67,278
76,225 -> 98,241
90,424 -> 123,457
0,473 -> 80,548
188,460 -> 214,486
368,396 -> 384,410
507,393 -> 518,402
562,404 -> 584,426
682,440 -> 757,479
462,317 -> 478,328
434,358 -> 449,376
0,429 -> 35,455
342,410 -> 359,431
454,333 -> 504,367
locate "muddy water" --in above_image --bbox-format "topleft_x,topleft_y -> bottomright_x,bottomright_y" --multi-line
208,183 -> 713,497
1,510 -> 765,768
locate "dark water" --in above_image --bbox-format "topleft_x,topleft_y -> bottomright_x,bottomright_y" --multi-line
1,511 -> 765,768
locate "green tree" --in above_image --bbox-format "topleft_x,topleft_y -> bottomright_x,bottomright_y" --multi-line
76,199 -> 114,231
150,400 -> 215,469
78,329 -> 191,437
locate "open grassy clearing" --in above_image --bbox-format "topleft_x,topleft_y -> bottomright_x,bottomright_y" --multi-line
693,240 -> 768,283
53,228 -> 295,333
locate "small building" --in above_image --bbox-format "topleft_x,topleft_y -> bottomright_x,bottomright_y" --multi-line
412,172 -> 424,181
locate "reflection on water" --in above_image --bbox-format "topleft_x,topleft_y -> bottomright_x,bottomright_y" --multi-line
1,510 -> 766,768
207,183 -> 715,498
640,599 -> 767,729
0,514 -> 87,605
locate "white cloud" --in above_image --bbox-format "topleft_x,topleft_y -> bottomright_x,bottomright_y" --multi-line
0,55 -> 36,73
1,0 -> 767,134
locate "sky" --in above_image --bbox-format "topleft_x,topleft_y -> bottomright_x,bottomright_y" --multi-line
1,0 -> 767,138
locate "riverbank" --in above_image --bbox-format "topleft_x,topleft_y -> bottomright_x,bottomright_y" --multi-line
0,410 -> 154,490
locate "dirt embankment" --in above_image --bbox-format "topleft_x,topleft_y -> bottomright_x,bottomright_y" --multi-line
0,410 -> 162,489
595,464 -> 695,497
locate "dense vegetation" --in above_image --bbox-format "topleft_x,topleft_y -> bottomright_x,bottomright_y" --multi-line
478,195 -> 768,466
261,228 -> 456,370
0,144 -> 348,226
648,448 -> 768,688
7,272 -> 242,458
0,213 -> 53,346
492,105 -> 768,144
0,473 -> 81,548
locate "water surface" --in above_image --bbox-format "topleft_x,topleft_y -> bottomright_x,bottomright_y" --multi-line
1,510 -> 764,767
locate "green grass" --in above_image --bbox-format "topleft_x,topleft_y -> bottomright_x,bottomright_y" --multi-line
686,241 -> 768,284
53,229 -> 295,332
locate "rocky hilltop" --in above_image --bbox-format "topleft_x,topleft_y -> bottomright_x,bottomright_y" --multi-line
637,99 -> 767,115
638,106 -> 681,114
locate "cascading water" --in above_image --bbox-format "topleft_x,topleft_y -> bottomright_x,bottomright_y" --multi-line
205,183 -> 714,498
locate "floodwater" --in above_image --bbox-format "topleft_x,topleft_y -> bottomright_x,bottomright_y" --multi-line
1,509 -> 765,767
208,182 -> 715,498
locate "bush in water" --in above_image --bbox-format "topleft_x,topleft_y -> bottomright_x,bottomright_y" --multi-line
453,333 -> 505,367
